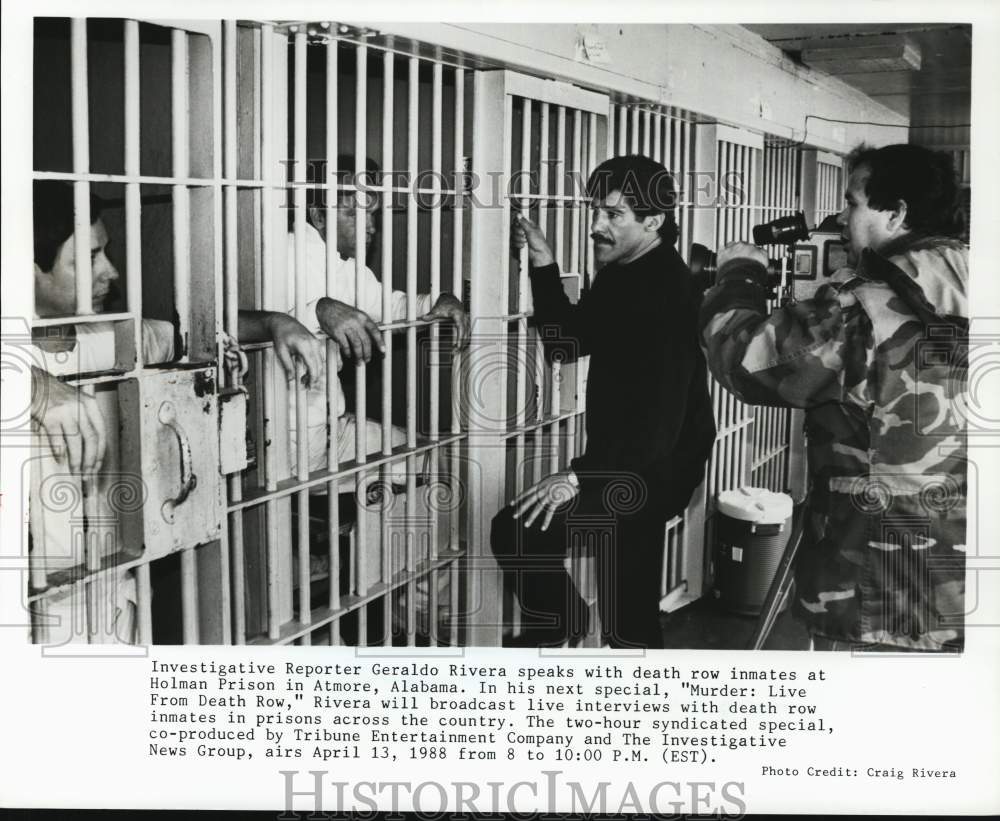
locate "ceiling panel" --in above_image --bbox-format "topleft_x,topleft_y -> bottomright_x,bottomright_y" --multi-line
742,23 -> 971,129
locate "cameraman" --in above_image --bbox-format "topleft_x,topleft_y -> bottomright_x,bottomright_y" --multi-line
699,144 -> 967,652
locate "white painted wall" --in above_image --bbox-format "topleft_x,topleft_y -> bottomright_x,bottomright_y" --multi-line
376,22 -> 907,153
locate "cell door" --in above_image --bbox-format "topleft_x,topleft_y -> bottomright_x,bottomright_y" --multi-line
226,23 -> 472,648
466,70 -> 609,646
28,18 -> 231,647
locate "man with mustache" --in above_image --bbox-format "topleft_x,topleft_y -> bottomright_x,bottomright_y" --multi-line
700,143 -> 967,651
491,154 -> 716,649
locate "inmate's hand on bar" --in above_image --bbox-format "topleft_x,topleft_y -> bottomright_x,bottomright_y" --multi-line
30,366 -> 106,484
512,470 -> 580,531
420,293 -> 470,351
265,313 -> 323,388
316,297 -> 385,364
511,214 -> 555,268
717,241 -> 769,270
220,332 -> 248,379
236,309 -> 323,387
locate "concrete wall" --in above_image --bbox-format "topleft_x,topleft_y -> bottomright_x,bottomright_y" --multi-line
376,22 -> 908,153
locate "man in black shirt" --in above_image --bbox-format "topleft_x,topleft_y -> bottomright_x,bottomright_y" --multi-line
491,154 -> 716,649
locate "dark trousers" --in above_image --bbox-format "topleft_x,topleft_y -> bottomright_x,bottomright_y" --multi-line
491,496 -> 670,649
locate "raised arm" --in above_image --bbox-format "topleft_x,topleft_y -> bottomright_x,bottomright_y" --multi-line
516,214 -> 591,357
698,242 -> 871,409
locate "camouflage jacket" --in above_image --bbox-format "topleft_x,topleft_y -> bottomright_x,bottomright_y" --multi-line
699,236 -> 967,649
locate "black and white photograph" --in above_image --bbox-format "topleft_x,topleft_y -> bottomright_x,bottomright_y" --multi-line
2,1 -> 998,815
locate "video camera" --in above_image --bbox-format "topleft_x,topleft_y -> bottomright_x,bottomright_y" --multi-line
689,212 -> 813,300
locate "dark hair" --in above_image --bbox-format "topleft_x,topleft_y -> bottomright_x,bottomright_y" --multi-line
33,180 -> 104,272
296,154 -> 382,231
585,154 -> 680,246
847,143 -> 961,237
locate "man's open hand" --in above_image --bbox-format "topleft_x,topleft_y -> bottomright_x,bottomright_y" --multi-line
31,367 -> 106,481
316,298 -> 385,364
511,214 -> 555,268
420,293 -> 470,351
267,313 -> 323,388
512,470 -> 580,531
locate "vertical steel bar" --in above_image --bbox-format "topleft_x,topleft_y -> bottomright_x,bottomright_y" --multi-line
260,24 -> 282,640
652,111 -> 661,165
172,29 -> 191,358
223,19 -> 245,643
380,49 -> 395,644
124,20 -> 143,366
71,20 -> 99,634
70,19 -> 93,317
354,45 -> 369,643
136,562 -> 153,645
537,101 -> 551,483
586,111 -> 597,281
554,106 -> 566,271
514,98 -> 531,496
181,547 -> 199,643
405,55 -> 420,646
450,67 -> 464,557
427,60 -> 444,640
570,110 -> 582,274
292,31 -> 312,639
325,37 -> 342,624
606,103 -> 615,160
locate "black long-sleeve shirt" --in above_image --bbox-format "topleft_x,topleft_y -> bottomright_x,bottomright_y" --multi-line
529,241 -> 716,516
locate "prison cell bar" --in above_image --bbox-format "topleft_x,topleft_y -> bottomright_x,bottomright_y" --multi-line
581,109 -> 601,640
425,61 -> 444,643
556,106 -> 580,510
126,20 -> 151,641
378,48 -> 394,646
554,106 -> 566,271
586,111 -> 597,288
530,101 -> 546,488
124,21 -> 144,370
540,102 -> 562,478
208,18 -> 233,645
70,19 -> 93,319
570,108 -> 585,644
631,106 -> 640,155
290,30 -> 312,642
404,55 -> 420,646
221,19 -> 246,645
449,67 -> 465,645
260,23 -> 283,642
325,34 -> 342,641
349,44 -> 370,645
70,19 -> 100,640
514,98 -> 531,498
171,29 -> 200,642
172,30 -> 192,360
652,110 -> 661,165
740,145 -> 751,246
